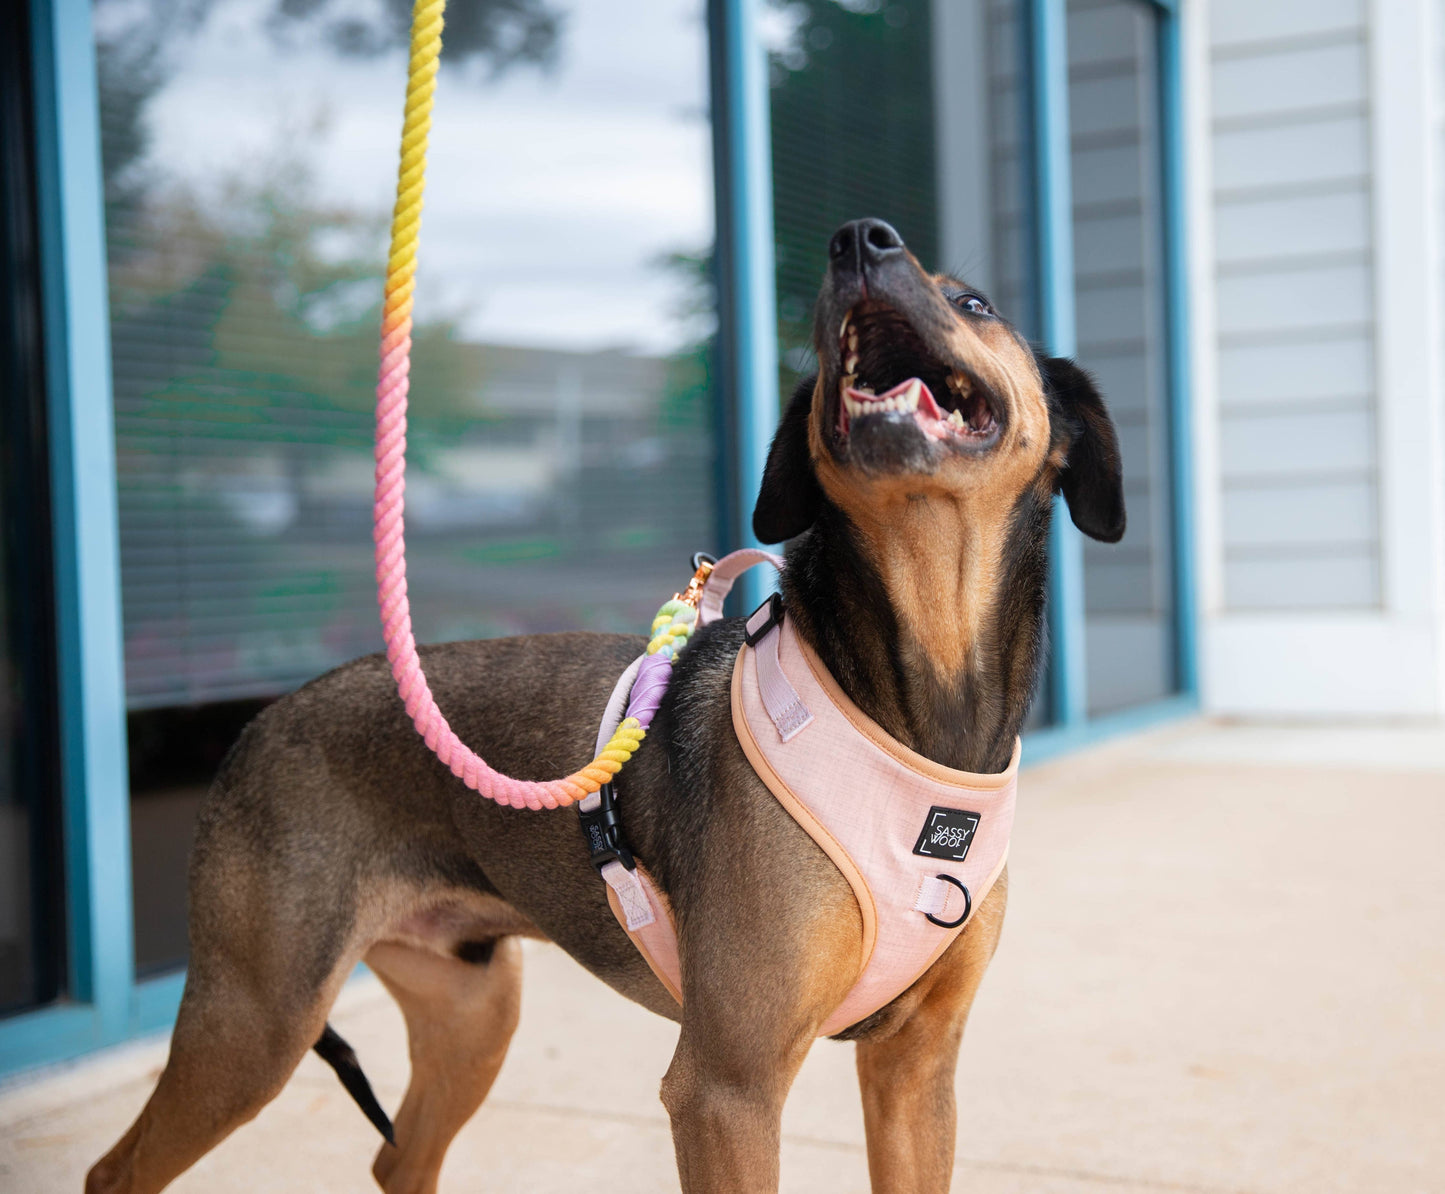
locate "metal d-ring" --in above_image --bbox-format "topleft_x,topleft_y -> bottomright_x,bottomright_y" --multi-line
924,874 -> 972,929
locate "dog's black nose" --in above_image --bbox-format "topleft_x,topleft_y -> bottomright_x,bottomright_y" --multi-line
829,218 -> 905,270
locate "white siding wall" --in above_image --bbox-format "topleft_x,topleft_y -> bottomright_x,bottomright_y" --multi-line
1195,0 -> 1445,716
1209,0 -> 1380,612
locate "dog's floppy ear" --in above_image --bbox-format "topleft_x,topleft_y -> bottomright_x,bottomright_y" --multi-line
752,374 -> 824,543
1042,356 -> 1126,543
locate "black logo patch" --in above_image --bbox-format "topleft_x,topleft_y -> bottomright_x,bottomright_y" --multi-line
912,807 -> 981,862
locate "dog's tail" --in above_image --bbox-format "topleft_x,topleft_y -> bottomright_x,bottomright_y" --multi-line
313,1022 -> 395,1146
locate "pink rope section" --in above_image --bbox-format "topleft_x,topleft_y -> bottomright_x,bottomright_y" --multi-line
374,347 -> 580,810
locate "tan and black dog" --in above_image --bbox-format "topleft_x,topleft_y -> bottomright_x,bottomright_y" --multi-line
87,218 -> 1123,1194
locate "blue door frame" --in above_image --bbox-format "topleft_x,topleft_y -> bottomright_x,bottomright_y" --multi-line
0,0 -> 1195,1078
1019,0 -> 1199,763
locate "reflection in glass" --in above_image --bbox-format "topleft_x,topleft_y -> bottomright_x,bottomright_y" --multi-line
95,0 -> 716,971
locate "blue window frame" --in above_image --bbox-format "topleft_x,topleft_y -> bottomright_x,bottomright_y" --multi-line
0,0 -> 140,1075
0,0 -> 1194,1077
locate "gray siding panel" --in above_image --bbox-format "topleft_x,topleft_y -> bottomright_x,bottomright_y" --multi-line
1212,117 -> 1369,192
1223,552 -> 1379,610
1214,189 -> 1372,265
1214,262 -> 1372,337
1212,42 -> 1367,123
1210,0 -> 1365,50
1220,407 -> 1376,480
1223,480 -> 1377,547
1217,336 -> 1373,409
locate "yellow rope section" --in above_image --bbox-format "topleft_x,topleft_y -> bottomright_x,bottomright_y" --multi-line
381,0 -> 445,347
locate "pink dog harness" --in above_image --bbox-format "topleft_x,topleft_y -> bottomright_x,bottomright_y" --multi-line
586,553 -> 1019,1035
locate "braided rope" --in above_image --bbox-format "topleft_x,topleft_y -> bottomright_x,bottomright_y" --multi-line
372,0 -> 658,809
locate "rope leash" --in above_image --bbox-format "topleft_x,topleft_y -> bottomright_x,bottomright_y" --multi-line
373,0 -> 725,810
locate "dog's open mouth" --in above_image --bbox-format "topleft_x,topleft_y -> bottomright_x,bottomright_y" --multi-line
834,301 -> 999,449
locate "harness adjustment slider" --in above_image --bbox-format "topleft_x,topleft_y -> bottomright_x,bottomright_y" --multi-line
744,592 -> 785,647
578,783 -> 635,872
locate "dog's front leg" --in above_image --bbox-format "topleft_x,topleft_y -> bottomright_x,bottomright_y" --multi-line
659,878 -> 860,1192
854,874 -> 1007,1194
661,1013 -> 812,1192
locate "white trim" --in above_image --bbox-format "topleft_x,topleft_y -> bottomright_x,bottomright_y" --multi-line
1183,0 -> 1225,657
1369,0 -> 1444,630
1197,0 -> 1445,718
1206,615 -> 1441,718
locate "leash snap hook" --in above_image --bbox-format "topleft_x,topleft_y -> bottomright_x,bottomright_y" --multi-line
924,874 -> 972,929
577,783 -> 636,872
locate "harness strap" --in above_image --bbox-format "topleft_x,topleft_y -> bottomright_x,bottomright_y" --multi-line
746,599 -> 814,742
583,661 -> 655,932
698,549 -> 785,625
578,549 -> 783,936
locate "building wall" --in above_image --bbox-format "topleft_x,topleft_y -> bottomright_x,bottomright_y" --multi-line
1209,0 -> 1379,612
1191,0 -> 1445,717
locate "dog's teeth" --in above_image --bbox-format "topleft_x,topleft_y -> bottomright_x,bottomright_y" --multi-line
902,379 -> 921,412
845,352 -> 859,373
858,384 -> 874,396
839,315 -> 850,341
948,408 -> 965,428
847,331 -> 858,352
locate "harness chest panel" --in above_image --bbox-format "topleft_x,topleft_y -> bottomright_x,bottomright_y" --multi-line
598,596 -> 1019,1038
731,616 -> 1018,1035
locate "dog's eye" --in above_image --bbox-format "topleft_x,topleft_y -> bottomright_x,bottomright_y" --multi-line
954,293 -> 992,316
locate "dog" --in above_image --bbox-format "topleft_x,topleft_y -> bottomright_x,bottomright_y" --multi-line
87,216 -> 1123,1194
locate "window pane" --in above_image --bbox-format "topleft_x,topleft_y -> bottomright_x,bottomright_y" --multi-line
96,0 -> 716,972
769,0 -> 940,388
1067,0 -> 1177,715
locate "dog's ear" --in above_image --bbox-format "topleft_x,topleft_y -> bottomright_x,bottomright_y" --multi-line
1041,356 -> 1126,543
752,374 -> 824,544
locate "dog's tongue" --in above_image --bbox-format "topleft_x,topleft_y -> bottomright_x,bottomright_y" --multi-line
840,377 -> 948,436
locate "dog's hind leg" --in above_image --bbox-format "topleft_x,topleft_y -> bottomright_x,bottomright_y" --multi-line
365,936 -> 523,1194
84,939 -> 357,1194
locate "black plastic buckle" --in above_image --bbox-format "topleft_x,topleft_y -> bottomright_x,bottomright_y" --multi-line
577,783 -> 635,872
744,592 -> 785,647
924,874 -> 972,929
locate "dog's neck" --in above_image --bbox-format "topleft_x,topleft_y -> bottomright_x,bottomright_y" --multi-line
780,494 -> 1051,775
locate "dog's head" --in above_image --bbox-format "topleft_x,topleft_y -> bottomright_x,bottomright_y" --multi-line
753,218 -> 1125,549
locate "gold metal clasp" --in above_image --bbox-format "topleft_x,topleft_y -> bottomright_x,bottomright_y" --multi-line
674,554 -> 716,609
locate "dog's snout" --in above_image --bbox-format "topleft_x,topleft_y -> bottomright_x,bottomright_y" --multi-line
829,218 -> 905,271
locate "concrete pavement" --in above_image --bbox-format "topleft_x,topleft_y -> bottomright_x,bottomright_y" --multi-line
2,719 -> 1442,1192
